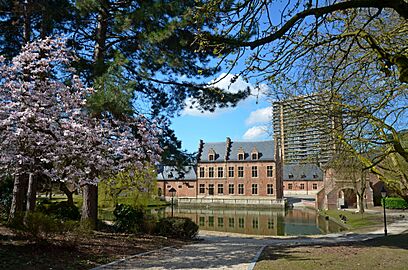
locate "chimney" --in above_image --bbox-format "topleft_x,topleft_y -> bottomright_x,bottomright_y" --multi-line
225,137 -> 232,161
197,139 -> 204,161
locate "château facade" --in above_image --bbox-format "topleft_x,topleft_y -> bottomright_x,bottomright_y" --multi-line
196,138 -> 283,199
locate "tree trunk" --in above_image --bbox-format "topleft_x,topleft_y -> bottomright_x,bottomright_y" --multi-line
25,173 -> 37,213
60,182 -> 74,206
93,1 -> 109,77
81,184 -> 98,229
22,0 -> 31,44
356,193 -> 365,214
8,174 -> 27,223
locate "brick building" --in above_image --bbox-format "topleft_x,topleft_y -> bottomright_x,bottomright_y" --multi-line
283,164 -> 324,195
157,166 -> 197,198
196,138 -> 283,200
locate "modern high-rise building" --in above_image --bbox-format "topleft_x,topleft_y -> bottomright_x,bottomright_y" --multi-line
272,94 -> 336,165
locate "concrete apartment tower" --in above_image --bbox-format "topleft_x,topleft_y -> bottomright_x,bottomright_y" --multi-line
272,94 -> 337,165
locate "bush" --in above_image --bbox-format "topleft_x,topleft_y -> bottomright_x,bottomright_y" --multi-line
8,212 -> 62,239
113,204 -> 145,233
382,197 -> 408,209
0,174 -> 14,220
37,200 -> 80,221
156,217 -> 198,239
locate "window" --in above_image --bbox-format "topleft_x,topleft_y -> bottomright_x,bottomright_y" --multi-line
313,174 -> 318,179
178,185 -> 182,188
228,217 -> 235,228
228,166 -> 234,177
251,153 -> 258,160
199,167 -> 205,178
208,154 -> 214,161
208,216 -> 214,227
267,184 -> 273,195
268,218 -> 274,229
300,183 -> 305,190
199,216 -> 205,226
238,166 -> 244,178
199,184 -> 205,194
252,184 -> 258,194
313,183 -> 318,190
238,217 -> 244,228
267,166 -> 273,177
288,174 -> 294,179
208,184 -> 214,195
301,174 -> 306,179
252,218 -> 259,229
228,184 -> 234,194
288,183 -> 293,190
251,166 -> 258,178
209,167 -> 214,178
218,217 -> 224,227
238,184 -> 244,194
217,167 -> 224,178
238,153 -> 244,160
217,184 -> 224,194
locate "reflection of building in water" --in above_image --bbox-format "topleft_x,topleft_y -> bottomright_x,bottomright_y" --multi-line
173,208 -> 285,236
166,208 -> 343,236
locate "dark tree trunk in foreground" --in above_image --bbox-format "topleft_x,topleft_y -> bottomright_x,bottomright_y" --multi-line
81,184 -> 98,229
9,174 -> 27,223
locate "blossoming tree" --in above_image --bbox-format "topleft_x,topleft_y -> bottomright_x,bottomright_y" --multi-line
0,38 -> 162,226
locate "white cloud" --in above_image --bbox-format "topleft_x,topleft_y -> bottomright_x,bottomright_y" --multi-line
181,73 -> 268,117
243,125 -> 268,140
245,107 -> 272,125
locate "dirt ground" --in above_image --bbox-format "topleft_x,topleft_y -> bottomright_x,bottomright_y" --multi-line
0,225 -> 188,270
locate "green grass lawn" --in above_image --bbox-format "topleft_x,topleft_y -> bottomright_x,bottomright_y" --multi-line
38,193 -> 169,221
255,233 -> 408,270
320,209 -> 384,232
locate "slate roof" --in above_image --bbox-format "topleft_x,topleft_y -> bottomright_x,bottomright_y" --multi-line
283,164 -> 323,181
198,139 -> 275,162
157,166 -> 196,181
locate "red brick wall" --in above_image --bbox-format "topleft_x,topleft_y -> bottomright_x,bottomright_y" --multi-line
283,180 -> 324,195
196,161 -> 279,198
157,180 -> 197,198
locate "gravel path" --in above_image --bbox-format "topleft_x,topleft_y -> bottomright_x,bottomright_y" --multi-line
93,216 -> 408,270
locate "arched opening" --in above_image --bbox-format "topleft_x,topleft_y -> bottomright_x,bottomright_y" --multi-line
338,188 -> 357,209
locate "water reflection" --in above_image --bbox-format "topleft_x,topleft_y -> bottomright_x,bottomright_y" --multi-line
158,207 -> 344,236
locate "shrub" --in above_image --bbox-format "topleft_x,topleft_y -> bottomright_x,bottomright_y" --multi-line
156,217 -> 198,239
0,174 -> 14,220
382,197 -> 408,209
37,200 -> 80,221
113,204 -> 144,233
11,212 -> 62,239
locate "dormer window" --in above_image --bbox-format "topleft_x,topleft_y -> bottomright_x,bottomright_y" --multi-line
313,174 -> 318,179
301,174 -> 306,179
238,147 -> 245,161
251,147 -> 258,160
208,148 -> 216,161
288,174 -> 294,179
168,172 -> 174,179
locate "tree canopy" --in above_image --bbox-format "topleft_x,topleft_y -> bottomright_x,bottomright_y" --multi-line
192,0 -> 408,198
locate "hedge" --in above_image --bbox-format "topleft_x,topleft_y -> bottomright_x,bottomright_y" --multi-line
382,197 -> 408,209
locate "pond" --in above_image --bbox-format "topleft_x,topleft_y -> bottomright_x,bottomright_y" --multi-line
158,206 -> 345,236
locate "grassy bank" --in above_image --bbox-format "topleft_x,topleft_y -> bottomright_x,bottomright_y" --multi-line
38,193 -> 169,221
319,209 -> 385,232
255,233 -> 408,270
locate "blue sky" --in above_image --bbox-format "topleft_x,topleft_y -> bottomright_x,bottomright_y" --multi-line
171,73 -> 274,153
